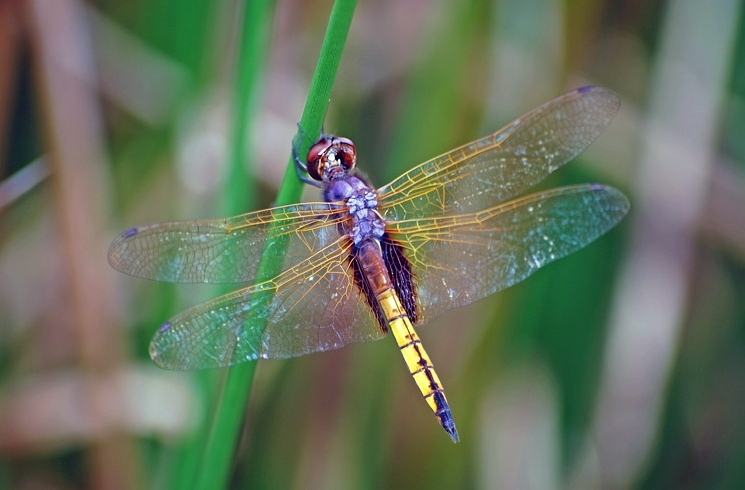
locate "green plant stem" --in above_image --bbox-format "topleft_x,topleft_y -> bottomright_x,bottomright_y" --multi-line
193,0 -> 357,488
276,0 -> 358,202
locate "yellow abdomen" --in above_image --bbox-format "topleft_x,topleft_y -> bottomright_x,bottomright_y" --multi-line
355,240 -> 459,442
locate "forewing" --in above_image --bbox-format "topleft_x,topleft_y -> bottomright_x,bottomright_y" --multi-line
378,87 -> 620,221
387,185 -> 629,324
149,236 -> 385,369
108,202 -> 342,284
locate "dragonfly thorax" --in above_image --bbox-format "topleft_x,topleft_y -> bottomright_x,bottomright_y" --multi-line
325,174 -> 385,245
348,195 -> 385,245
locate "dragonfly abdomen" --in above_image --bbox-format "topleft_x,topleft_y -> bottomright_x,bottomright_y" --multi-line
354,239 -> 459,442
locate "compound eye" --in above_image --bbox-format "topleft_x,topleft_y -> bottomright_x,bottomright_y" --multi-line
306,136 -> 334,181
334,137 -> 357,170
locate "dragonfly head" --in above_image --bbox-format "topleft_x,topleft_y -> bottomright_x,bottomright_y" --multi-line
306,135 -> 356,182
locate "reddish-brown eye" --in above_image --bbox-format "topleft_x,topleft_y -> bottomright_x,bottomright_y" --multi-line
335,137 -> 356,170
306,136 -> 334,181
305,136 -> 357,181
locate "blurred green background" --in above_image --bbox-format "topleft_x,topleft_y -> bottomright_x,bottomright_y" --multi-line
2,0 -> 745,488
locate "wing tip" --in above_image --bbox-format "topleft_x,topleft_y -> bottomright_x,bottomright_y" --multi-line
587,184 -> 631,221
107,227 -> 139,268
580,85 -> 620,114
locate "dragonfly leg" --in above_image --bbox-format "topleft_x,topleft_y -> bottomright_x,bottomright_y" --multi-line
292,124 -> 320,186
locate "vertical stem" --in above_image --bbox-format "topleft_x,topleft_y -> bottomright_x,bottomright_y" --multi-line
193,1 -> 357,489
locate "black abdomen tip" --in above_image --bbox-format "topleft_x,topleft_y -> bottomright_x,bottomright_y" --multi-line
433,391 -> 459,443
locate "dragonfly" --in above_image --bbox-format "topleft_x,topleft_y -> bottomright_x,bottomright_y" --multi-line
108,86 -> 629,442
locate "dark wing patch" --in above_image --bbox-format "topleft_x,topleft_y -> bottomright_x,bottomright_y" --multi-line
382,234 -> 419,324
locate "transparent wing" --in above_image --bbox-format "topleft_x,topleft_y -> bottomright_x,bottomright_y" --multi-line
386,185 -> 629,323
114,86 -> 626,369
377,86 -> 620,221
108,202 -> 342,284
148,236 -> 385,369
